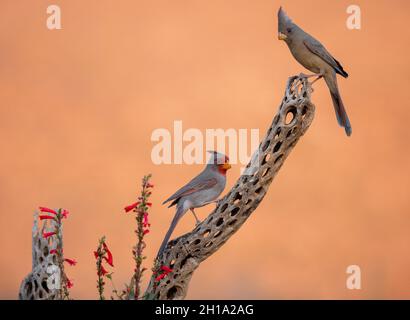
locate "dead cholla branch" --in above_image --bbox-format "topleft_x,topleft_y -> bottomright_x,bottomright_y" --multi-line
19,207 -> 75,300
145,75 -> 315,300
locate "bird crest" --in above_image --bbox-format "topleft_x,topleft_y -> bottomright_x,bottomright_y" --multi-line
207,150 -> 229,165
278,6 -> 293,32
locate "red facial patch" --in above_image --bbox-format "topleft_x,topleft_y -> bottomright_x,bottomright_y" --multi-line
218,165 -> 228,175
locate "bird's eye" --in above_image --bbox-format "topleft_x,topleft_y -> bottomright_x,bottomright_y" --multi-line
287,28 -> 292,33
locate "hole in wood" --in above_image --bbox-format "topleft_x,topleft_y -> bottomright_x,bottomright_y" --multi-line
275,127 -> 282,140
273,141 -> 282,153
34,280 -> 38,292
233,192 -> 242,201
286,127 -> 294,138
230,207 -> 240,216
167,286 -> 180,299
262,167 -> 270,177
228,219 -> 237,226
285,107 -> 296,125
262,139 -> 270,152
255,186 -> 263,194
274,155 -> 284,165
216,218 -> 224,227
204,241 -> 213,248
41,280 -> 49,293
262,153 -> 271,165
273,115 -> 279,125
26,282 -> 32,295
180,254 -> 192,268
214,230 -> 222,238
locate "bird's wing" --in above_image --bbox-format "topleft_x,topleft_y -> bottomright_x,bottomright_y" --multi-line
303,39 -> 348,77
162,175 -> 218,205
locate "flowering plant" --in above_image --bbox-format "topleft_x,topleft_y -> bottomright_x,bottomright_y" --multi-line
94,236 -> 114,300
124,174 -> 153,299
39,207 -> 76,299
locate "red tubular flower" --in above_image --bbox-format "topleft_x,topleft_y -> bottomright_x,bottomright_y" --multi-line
102,243 -> 114,267
39,215 -> 55,220
50,249 -> 57,254
43,231 -> 56,239
143,212 -> 150,228
146,183 -> 154,188
62,209 -> 69,219
124,202 -> 140,213
64,258 -> 77,266
39,207 -> 57,215
66,279 -> 74,288
99,265 -> 108,276
146,202 -> 152,207
93,251 -> 99,259
143,229 -> 150,235
155,273 -> 166,282
161,265 -> 173,273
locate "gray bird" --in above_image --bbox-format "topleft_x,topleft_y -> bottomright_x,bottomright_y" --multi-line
156,151 -> 231,258
278,7 -> 352,136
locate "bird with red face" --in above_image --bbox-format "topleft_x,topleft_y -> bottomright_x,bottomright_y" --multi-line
156,151 -> 231,259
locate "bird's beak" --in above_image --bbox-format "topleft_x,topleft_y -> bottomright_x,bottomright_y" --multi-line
278,32 -> 287,41
221,163 -> 232,170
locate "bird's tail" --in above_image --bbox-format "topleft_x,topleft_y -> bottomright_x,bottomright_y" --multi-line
156,205 -> 187,260
324,74 -> 352,137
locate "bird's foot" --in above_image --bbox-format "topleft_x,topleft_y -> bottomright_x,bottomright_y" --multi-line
297,73 -> 323,93
200,199 -> 222,207
310,75 -> 323,85
298,72 -> 322,79
190,209 -> 201,226
212,199 -> 223,207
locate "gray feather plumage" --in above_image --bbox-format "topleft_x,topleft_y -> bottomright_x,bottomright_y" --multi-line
157,152 -> 229,259
278,7 -> 352,136
162,169 -> 218,207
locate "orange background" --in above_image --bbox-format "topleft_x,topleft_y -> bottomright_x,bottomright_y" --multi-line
1,0 -> 409,299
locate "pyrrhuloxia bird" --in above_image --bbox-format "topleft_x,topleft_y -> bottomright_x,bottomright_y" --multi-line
278,7 -> 352,136
156,151 -> 231,258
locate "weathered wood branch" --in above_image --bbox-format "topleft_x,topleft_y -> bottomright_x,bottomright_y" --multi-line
145,75 -> 315,300
19,212 -> 62,300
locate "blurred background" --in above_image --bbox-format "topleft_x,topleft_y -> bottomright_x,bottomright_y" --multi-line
0,0 -> 409,299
